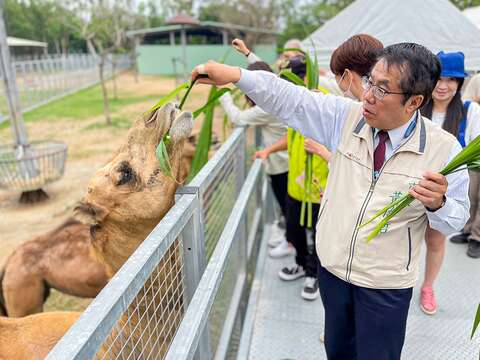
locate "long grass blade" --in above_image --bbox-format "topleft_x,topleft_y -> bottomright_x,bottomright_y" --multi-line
193,88 -> 231,118
471,303 -> 480,339
149,82 -> 189,113
278,69 -> 306,87
358,193 -> 410,229
187,86 -> 218,182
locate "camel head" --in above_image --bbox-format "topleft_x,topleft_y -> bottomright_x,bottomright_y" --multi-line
75,102 -> 193,274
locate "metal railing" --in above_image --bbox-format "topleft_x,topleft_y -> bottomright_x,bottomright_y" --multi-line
46,125 -> 273,359
0,53 -> 132,123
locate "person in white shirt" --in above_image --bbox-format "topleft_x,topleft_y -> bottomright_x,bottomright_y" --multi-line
219,61 -> 291,258
191,42 -> 470,359
419,52 -> 480,315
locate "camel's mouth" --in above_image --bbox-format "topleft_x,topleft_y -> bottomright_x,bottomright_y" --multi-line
145,102 -> 193,146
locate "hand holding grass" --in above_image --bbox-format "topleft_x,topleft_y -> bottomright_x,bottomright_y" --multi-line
192,61 -> 241,86
409,171 -> 447,211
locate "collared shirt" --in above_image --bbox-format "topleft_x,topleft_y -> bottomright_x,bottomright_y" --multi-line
236,68 -> 470,236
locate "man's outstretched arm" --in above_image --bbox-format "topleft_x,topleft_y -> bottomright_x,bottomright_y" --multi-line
192,61 -> 353,152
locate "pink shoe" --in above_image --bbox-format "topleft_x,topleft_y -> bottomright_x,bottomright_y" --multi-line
420,286 -> 437,315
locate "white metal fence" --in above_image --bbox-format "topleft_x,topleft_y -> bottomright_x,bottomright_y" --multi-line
46,126 -> 273,359
0,53 -> 132,123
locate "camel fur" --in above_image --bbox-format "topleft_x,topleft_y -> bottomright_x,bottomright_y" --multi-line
0,219 -> 108,317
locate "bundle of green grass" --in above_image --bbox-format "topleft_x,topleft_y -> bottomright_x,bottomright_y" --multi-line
360,135 -> 480,241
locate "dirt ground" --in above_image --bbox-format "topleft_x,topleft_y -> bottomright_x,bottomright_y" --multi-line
0,71 -> 231,312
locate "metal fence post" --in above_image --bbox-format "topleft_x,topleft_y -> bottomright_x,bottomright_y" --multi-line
178,188 -> 211,359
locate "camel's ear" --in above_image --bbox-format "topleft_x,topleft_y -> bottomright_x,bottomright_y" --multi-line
74,201 -> 109,225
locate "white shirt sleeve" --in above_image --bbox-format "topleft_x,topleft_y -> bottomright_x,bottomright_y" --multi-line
219,92 -> 279,127
247,52 -> 262,64
427,141 -> 470,235
235,68 -> 352,152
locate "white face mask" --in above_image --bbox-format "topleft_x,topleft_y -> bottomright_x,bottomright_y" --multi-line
337,70 -> 357,100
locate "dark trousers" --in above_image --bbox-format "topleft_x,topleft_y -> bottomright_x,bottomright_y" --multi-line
286,194 -> 320,277
269,172 -> 288,218
317,264 -> 412,360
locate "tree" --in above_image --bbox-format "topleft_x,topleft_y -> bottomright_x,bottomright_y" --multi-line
68,0 -> 131,124
4,0 -> 85,55
197,0 -> 281,45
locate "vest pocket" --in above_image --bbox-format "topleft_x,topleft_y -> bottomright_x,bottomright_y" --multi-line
406,227 -> 412,271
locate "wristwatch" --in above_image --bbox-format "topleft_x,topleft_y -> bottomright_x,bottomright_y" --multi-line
426,195 -> 447,212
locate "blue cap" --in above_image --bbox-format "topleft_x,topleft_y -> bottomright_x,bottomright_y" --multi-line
437,51 -> 468,78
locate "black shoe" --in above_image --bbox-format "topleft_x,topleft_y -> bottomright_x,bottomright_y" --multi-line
467,240 -> 480,258
450,232 -> 470,244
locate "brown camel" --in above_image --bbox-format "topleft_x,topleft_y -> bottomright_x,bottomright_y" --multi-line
0,311 -> 80,360
0,108 -> 206,319
1,102 -> 194,359
0,219 -> 109,317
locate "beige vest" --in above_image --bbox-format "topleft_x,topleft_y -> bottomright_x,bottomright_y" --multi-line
316,103 -> 457,289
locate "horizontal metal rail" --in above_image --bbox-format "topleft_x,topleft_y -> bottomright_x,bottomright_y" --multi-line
46,193 -> 198,359
165,159 -> 263,360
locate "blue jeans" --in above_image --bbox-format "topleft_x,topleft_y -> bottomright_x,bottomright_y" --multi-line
317,264 -> 412,360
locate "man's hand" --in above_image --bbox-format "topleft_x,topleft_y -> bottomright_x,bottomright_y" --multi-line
232,39 -> 250,56
192,61 -> 241,86
409,171 -> 448,211
253,148 -> 270,161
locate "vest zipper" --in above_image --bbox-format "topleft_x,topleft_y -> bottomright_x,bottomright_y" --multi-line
345,137 -> 414,282
406,227 -> 412,271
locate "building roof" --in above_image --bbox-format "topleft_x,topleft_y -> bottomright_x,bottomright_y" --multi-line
166,13 -> 200,26
303,0 -> 480,71
126,21 -> 279,37
7,36 -> 47,47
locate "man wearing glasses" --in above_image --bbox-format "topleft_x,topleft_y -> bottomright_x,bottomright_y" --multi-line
191,43 -> 470,360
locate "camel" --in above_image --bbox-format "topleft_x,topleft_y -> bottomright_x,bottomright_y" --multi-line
0,102 -> 194,359
0,219 -> 109,317
0,108 -> 207,318
0,311 -> 80,360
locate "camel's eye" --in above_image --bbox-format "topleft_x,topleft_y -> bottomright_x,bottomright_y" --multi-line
116,161 -> 135,186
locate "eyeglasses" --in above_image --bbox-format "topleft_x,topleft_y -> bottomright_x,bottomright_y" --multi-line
361,76 -> 409,100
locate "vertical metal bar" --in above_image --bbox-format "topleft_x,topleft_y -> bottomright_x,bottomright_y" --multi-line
180,27 -> 187,81
0,2 -> 29,146
181,192 -> 211,359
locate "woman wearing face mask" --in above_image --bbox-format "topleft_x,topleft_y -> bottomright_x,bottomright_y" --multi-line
419,51 -> 480,315
330,34 -> 384,100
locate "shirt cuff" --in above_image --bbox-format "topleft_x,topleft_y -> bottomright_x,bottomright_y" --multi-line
235,68 -> 256,94
429,196 -> 453,218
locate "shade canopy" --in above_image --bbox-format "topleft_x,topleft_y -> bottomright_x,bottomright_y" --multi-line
303,0 -> 480,71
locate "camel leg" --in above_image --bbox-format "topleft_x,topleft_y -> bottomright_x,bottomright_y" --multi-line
3,269 -> 47,318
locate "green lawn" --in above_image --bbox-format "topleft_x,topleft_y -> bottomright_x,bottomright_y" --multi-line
0,83 -> 161,130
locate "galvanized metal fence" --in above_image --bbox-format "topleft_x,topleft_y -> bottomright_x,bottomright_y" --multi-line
0,53 -> 131,123
46,125 -> 273,359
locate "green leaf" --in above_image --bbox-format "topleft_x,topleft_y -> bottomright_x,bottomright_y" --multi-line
187,86 -> 218,182
193,88 -> 231,118
278,69 -> 306,87
149,82 -> 189,113
471,303 -> 480,339
155,136 -> 176,182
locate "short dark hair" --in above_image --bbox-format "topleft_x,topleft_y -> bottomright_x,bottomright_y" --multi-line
330,34 -> 384,77
281,54 -> 307,80
377,43 -> 441,107
247,61 -> 274,73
